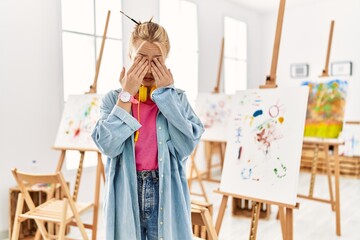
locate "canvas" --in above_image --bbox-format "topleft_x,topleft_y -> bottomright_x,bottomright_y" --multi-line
302,79 -> 348,138
339,123 -> 360,157
54,94 -> 104,151
220,87 -> 309,206
195,93 -> 232,142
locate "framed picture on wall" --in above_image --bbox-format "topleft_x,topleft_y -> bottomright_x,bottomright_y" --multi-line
290,63 -> 309,78
331,61 -> 352,76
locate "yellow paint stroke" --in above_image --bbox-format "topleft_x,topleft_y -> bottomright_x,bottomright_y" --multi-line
278,117 -> 284,124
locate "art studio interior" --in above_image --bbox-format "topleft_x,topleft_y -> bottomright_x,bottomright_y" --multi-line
1,0 -> 359,239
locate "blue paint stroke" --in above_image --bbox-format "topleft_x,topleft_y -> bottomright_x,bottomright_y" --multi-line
253,109 -> 263,117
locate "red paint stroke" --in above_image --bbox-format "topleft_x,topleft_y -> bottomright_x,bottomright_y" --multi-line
238,146 -> 242,160
74,128 -> 81,137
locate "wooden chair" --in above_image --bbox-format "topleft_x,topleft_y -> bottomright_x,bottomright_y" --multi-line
11,168 -> 93,240
191,203 -> 218,240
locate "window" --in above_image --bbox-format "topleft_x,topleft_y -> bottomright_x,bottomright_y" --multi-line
160,0 -> 198,105
61,0 -> 122,169
61,0 -> 123,100
224,17 -> 247,94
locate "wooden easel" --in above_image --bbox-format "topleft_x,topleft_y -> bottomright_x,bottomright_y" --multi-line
215,1 -> 299,239
297,20 -> 343,236
298,137 -> 343,236
319,20 -> 335,78
188,38 -> 226,201
204,37 -> 227,183
52,10 -> 111,240
214,190 -> 299,240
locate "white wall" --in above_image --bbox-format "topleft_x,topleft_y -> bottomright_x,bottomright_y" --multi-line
260,0 -> 360,121
196,0 -> 263,93
0,0 -> 64,234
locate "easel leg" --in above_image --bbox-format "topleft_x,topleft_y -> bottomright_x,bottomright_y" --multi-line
193,160 -> 209,203
219,142 -> 226,171
215,195 -> 229,234
188,146 -> 198,190
73,151 -> 85,201
56,150 -> 66,172
249,201 -> 261,240
334,146 -> 341,236
188,146 -> 208,202
309,144 -> 319,197
205,142 -> 212,179
99,153 -> 105,182
285,208 -> 293,240
92,152 -> 102,240
324,144 -> 335,211
278,206 -> 286,239
188,164 -> 194,189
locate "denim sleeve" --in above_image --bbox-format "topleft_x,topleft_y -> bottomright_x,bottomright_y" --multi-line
91,90 -> 141,158
151,86 -> 204,160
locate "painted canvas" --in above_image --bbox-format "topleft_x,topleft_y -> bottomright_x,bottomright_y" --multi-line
302,79 -> 348,138
220,87 -> 309,206
339,123 -> 360,157
54,94 -> 104,151
195,93 -> 232,142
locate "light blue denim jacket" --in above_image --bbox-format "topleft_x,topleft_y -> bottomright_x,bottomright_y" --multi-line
92,86 -> 204,240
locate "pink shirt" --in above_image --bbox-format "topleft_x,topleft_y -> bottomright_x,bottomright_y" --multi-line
131,97 -> 159,171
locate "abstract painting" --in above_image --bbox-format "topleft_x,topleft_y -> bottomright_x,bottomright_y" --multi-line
339,123 -> 360,157
195,93 -> 232,142
220,87 -> 309,206
302,79 -> 348,138
54,94 -> 103,151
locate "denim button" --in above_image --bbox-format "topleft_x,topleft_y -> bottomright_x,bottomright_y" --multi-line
159,158 -> 163,161
158,126 -> 162,130
159,141 -> 162,144
160,221 -> 163,225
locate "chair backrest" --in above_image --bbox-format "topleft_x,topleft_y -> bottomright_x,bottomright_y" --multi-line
11,168 -> 72,210
191,204 -> 218,240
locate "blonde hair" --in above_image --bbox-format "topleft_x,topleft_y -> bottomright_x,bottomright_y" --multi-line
129,22 -> 170,59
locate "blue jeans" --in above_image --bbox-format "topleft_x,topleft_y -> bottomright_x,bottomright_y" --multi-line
137,170 -> 159,240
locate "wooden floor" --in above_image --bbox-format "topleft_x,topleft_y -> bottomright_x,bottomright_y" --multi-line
40,171 -> 360,240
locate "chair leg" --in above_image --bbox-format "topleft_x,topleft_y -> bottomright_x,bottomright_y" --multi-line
14,194 -> 48,239
58,199 -> 68,240
202,209 -> 218,240
11,193 -> 24,240
34,219 -> 50,240
34,229 -> 41,240
72,209 -> 89,240
76,217 -> 89,240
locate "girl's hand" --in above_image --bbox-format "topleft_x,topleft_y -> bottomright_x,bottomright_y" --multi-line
119,57 -> 149,95
151,58 -> 174,88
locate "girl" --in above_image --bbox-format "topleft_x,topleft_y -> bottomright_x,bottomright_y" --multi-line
92,18 -> 204,240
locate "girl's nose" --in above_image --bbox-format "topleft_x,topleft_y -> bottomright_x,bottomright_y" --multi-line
147,61 -> 152,74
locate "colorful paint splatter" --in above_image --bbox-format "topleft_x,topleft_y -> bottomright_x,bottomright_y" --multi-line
195,93 -> 232,142
233,97 -> 286,181
339,123 -> 360,157
220,87 -> 309,206
54,94 -> 103,150
302,79 -> 348,138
